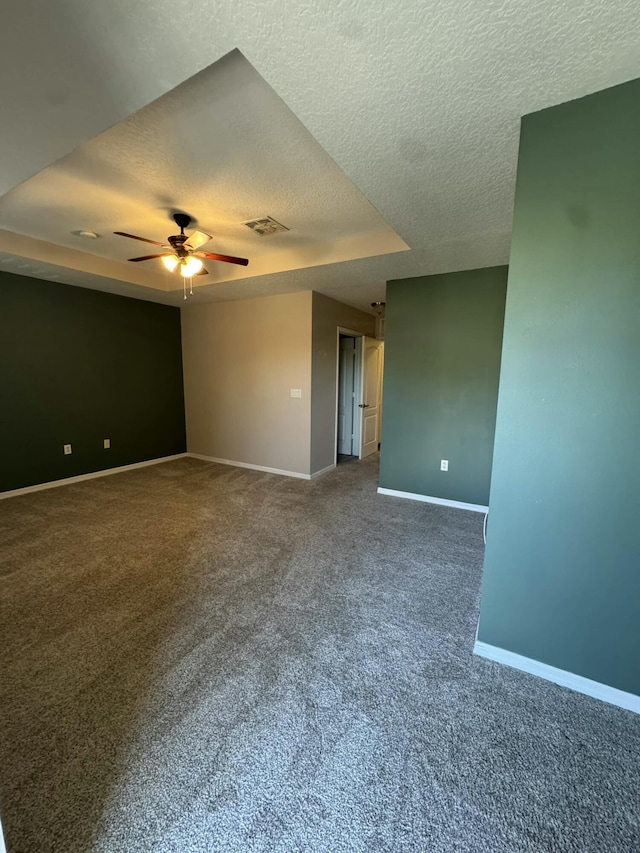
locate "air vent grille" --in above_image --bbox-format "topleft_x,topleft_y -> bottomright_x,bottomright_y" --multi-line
244,216 -> 289,236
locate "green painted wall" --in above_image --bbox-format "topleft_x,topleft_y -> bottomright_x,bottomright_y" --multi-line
379,267 -> 507,506
0,272 -> 186,491
477,80 -> 640,696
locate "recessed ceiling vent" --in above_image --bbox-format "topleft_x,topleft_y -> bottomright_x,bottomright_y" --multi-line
243,216 -> 289,236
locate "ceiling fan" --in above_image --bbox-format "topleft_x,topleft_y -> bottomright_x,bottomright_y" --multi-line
114,213 -> 249,279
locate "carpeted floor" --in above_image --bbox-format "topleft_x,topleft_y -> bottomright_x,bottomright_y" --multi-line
1,455 -> 639,853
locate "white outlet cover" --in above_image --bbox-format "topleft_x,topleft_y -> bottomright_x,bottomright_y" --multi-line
290,388 -> 302,398
104,438 -> 111,449
64,444 -> 72,455
440,459 -> 449,471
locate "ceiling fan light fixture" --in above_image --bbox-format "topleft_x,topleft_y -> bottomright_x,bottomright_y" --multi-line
162,255 -> 180,272
180,256 -> 204,277
114,213 -> 247,287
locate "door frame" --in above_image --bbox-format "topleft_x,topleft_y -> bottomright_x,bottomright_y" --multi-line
334,328 -> 364,465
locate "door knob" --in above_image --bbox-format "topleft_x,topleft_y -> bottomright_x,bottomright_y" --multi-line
358,403 -> 370,408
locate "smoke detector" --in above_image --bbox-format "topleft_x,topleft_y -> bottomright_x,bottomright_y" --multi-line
243,216 -> 289,236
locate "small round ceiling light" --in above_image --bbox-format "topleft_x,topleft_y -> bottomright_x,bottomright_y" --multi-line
72,229 -> 100,239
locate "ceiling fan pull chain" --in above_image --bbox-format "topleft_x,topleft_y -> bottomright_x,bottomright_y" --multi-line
190,277 -> 193,296
183,276 -> 187,300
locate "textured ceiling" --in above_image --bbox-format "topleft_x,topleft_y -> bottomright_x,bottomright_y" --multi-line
0,51 -> 408,293
1,0 -> 639,311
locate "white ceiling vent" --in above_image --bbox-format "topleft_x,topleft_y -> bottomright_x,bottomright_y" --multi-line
243,216 -> 289,236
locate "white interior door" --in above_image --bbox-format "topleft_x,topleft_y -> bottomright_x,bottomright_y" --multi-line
337,336 -> 356,455
359,336 -> 383,458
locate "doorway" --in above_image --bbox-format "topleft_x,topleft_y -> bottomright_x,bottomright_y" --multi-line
335,330 -> 384,465
337,334 -> 358,462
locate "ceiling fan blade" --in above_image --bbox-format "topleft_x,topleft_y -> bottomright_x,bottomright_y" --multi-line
114,231 -> 165,247
196,251 -> 249,266
128,253 -> 171,262
184,230 -> 211,251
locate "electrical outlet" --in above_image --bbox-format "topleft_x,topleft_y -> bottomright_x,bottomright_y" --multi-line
440,459 -> 448,471
103,438 -> 111,449
63,444 -> 72,455
290,388 -> 302,398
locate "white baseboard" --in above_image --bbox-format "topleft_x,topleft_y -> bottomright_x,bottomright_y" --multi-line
310,463 -> 336,480
474,641 -> 640,715
377,487 -> 488,514
0,453 -> 189,500
188,453 -> 311,480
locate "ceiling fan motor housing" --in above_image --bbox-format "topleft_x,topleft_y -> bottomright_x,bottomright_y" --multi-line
168,233 -> 189,257
170,213 -> 193,257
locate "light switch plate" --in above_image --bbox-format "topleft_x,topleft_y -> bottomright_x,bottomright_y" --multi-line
290,388 -> 302,398
104,438 -> 111,449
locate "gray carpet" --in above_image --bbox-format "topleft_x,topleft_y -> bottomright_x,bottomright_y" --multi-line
1,455 -> 638,853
